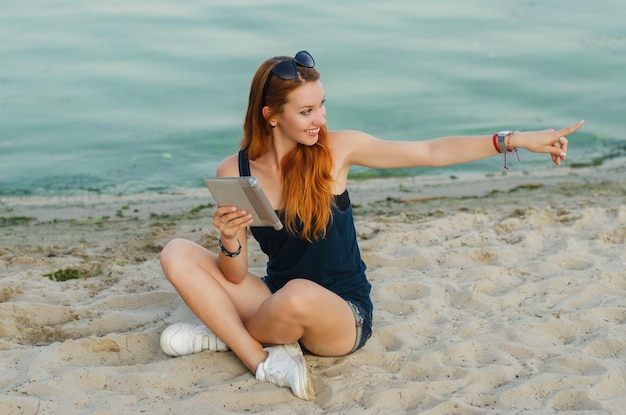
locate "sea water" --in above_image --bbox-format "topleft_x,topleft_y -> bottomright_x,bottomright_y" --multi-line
1,0 -> 624,196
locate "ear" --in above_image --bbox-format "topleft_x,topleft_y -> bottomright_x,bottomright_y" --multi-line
262,106 -> 273,122
263,106 -> 278,127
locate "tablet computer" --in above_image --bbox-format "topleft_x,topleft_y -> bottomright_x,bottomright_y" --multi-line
203,176 -> 283,230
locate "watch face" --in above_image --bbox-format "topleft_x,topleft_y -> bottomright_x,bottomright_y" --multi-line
497,132 -> 508,153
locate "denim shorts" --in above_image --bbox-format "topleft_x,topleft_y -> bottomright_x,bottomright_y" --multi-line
261,276 -> 372,353
346,300 -> 373,354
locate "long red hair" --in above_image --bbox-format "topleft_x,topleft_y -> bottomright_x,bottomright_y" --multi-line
241,56 -> 334,241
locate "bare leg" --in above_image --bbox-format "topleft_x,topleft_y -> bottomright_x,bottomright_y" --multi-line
161,240 -> 359,365
246,279 -> 358,357
160,238 -> 271,372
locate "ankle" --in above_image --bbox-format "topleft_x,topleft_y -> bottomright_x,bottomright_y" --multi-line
254,343 -> 315,400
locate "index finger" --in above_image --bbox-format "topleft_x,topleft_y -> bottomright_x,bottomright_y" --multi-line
557,120 -> 585,137
215,205 -> 238,215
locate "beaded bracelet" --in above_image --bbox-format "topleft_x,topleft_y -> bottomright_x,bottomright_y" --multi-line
218,238 -> 242,258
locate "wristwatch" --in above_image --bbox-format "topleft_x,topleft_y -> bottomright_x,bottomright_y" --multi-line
496,131 -> 512,153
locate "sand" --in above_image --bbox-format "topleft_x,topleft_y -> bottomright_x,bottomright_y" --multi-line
1,161 -> 625,414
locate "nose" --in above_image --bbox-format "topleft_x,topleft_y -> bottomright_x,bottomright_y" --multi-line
316,107 -> 327,126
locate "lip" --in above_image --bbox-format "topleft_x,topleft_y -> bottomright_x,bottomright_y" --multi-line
305,128 -> 320,136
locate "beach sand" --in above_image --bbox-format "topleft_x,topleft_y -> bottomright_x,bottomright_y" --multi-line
1,161 -> 625,414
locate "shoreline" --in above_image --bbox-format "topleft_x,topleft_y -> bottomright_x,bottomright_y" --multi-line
1,162 -> 625,414
2,159 -> 623,223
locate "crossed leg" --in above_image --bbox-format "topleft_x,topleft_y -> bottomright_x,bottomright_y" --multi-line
159,238 -> 357,372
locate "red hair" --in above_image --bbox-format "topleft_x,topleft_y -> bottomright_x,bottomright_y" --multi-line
241,56 -> 334,241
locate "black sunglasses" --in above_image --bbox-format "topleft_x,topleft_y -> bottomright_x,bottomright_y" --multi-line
262,50 -> 315,105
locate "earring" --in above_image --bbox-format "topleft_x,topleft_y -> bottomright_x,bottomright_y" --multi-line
270,121 -> 276,127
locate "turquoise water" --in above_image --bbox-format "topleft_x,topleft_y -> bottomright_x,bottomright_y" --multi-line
1,0 -> 624,196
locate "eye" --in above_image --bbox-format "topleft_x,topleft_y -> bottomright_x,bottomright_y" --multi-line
321,98 -> 327,106
300,109 -> 312,116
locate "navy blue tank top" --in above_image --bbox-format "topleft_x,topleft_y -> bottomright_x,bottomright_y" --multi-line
238,150 -> 373,314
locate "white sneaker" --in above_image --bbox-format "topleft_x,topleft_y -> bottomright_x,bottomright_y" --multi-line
255,342 -> 315,400
160,322 -> 229,357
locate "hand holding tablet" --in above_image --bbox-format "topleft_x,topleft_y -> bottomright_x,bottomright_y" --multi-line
203,176 -> 283,230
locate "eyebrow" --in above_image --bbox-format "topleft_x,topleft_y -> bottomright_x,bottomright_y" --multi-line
297,97 -> 326,110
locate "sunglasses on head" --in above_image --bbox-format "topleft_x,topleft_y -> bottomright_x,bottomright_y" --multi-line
262,50 -> 315,105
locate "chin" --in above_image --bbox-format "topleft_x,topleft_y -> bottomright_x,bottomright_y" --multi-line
306,137 -> 319,146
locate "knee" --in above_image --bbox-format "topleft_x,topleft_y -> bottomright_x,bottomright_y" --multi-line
160,237 -> 187,264
276,279 -> 322,317
159,238 -> 194,280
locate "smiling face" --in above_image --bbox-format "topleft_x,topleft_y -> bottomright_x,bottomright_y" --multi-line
273,80 -> 327,147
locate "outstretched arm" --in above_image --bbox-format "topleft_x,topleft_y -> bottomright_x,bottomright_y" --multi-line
342,120 -> 584,169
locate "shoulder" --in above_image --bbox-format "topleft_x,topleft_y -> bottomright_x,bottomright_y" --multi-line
216,153 -> 240,177
328,129 -> 367,142
327,129 -> 370,156
328,129 -> 385,164
327,130 -> 375,178
328,129 -> 382,148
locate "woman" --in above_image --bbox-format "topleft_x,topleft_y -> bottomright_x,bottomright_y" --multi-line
159,50 -> 584,400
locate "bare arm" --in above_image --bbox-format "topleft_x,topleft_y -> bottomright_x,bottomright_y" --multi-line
211,155 -> 253,284
340,120 -> 584,169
